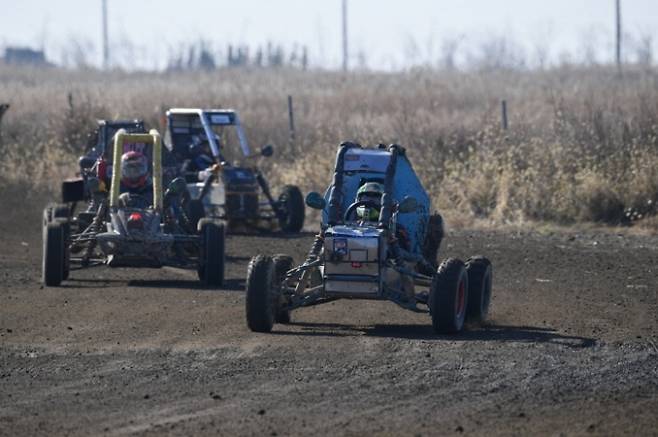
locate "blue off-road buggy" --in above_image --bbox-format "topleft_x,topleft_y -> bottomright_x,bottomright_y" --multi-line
245,142 -> 492,334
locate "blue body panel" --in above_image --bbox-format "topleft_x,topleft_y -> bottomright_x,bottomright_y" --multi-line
322,147 -> 430,256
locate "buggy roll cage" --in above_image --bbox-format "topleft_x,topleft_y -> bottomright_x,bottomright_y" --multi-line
109,129 -> 164,213
165,108 -> 251,162
93,120 -> 145,157
326,142 -> 404,228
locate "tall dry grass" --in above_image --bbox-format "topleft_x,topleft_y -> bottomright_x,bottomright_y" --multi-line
1,64 -> 658,229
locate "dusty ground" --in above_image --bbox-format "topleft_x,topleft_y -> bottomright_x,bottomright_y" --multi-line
1,193 -> 657,436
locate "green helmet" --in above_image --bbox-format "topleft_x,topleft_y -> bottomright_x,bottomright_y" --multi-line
357,182 -> 385,197
356,182 -> 384,221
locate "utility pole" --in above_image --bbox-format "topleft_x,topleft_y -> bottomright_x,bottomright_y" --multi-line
102,0 -> 109,69
342,0 -> 348,72
615,0 -> 622,72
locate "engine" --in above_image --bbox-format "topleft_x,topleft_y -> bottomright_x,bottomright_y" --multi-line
222,167 -> 259,219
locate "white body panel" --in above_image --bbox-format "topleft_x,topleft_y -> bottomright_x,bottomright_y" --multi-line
187,182 -> 226,208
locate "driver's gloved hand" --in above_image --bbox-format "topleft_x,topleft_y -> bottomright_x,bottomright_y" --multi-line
117,192 -> 132,208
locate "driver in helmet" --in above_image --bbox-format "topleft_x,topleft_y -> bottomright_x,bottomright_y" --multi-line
355,182 -> 385,222
189,134 -> 215,171
354,181 -> 411,251
118,150 -> 152,208
182,133 -> 224,182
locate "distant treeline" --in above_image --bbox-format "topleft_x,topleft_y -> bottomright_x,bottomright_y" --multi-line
166,42 -> 309,71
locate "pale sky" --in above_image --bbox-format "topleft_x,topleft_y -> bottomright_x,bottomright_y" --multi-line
1,0 -> 656,70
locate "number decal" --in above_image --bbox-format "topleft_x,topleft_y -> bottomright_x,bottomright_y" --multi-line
123,143 -> 147,153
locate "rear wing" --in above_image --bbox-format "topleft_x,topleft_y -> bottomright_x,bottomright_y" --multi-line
109,129 -> 163,212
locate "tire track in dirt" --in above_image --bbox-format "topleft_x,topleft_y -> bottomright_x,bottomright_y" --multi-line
1,199 -> 657,435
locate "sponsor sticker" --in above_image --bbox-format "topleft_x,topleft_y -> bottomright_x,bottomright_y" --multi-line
333,238 -> 348,255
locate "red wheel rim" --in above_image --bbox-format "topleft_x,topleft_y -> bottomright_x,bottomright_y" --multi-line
456,279 -> 466,317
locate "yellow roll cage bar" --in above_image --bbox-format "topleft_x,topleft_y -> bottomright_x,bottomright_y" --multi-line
109,129 -> 163,212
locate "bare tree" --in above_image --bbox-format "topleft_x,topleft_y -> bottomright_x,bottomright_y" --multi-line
440,36 -> 463,70
403,35 -> 422,67
531,22 -> 554,70
111,32 -> 137,69
61,36 -> 95,69
356,49 -> 367,70
578,26 -> 608,66
635,32 -> 653,66
473,33 -> 526,71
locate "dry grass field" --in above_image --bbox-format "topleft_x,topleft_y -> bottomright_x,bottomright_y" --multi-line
1,64 -> 658,229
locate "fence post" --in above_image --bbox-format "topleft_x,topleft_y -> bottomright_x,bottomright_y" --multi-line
501,100 -> 508,130
0,103 -> 9,144
288,95 -> 296,148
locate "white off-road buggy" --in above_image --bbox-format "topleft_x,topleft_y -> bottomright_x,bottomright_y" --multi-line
164,108 -> 305,233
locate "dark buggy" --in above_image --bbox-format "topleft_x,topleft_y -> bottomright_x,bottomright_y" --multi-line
44,119 -> 149,238
42,129 -> 224,287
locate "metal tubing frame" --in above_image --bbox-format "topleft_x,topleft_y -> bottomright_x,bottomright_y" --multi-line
109,129 -> 163,212
377,144 -> 401,227
283,259 -> 432,312
327,141 -> 360,225
166,109 -> 251,160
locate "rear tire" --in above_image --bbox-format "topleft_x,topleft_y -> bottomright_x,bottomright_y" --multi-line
429,258 -> 468,334
43,222 -> 65,287
245,255 -> 276,332
60,220 -> 71,280
278,185 -> 305,233
198,219 -> 225,286
272,254 -> 293,324
43,205 -> 71,279
43,203 -> 69,226
466,256 -> 492,323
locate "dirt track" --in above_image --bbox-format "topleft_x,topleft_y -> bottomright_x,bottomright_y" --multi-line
1,195 -> 657,436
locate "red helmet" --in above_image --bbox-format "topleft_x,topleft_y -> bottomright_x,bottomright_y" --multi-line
120,151 -> 148,189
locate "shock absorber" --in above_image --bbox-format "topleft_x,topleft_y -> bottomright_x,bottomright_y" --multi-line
82,198 -> 108,265
388,237 -> 405,268
256,171 -> 283,219
305,233 -> 324,263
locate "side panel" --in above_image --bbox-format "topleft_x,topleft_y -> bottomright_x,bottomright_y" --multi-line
187,182 -> 226,209
393,155 -> 430,256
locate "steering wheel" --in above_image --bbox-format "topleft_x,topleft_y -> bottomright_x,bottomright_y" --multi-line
119,192 -> 151,209
344,200 -> 381,222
